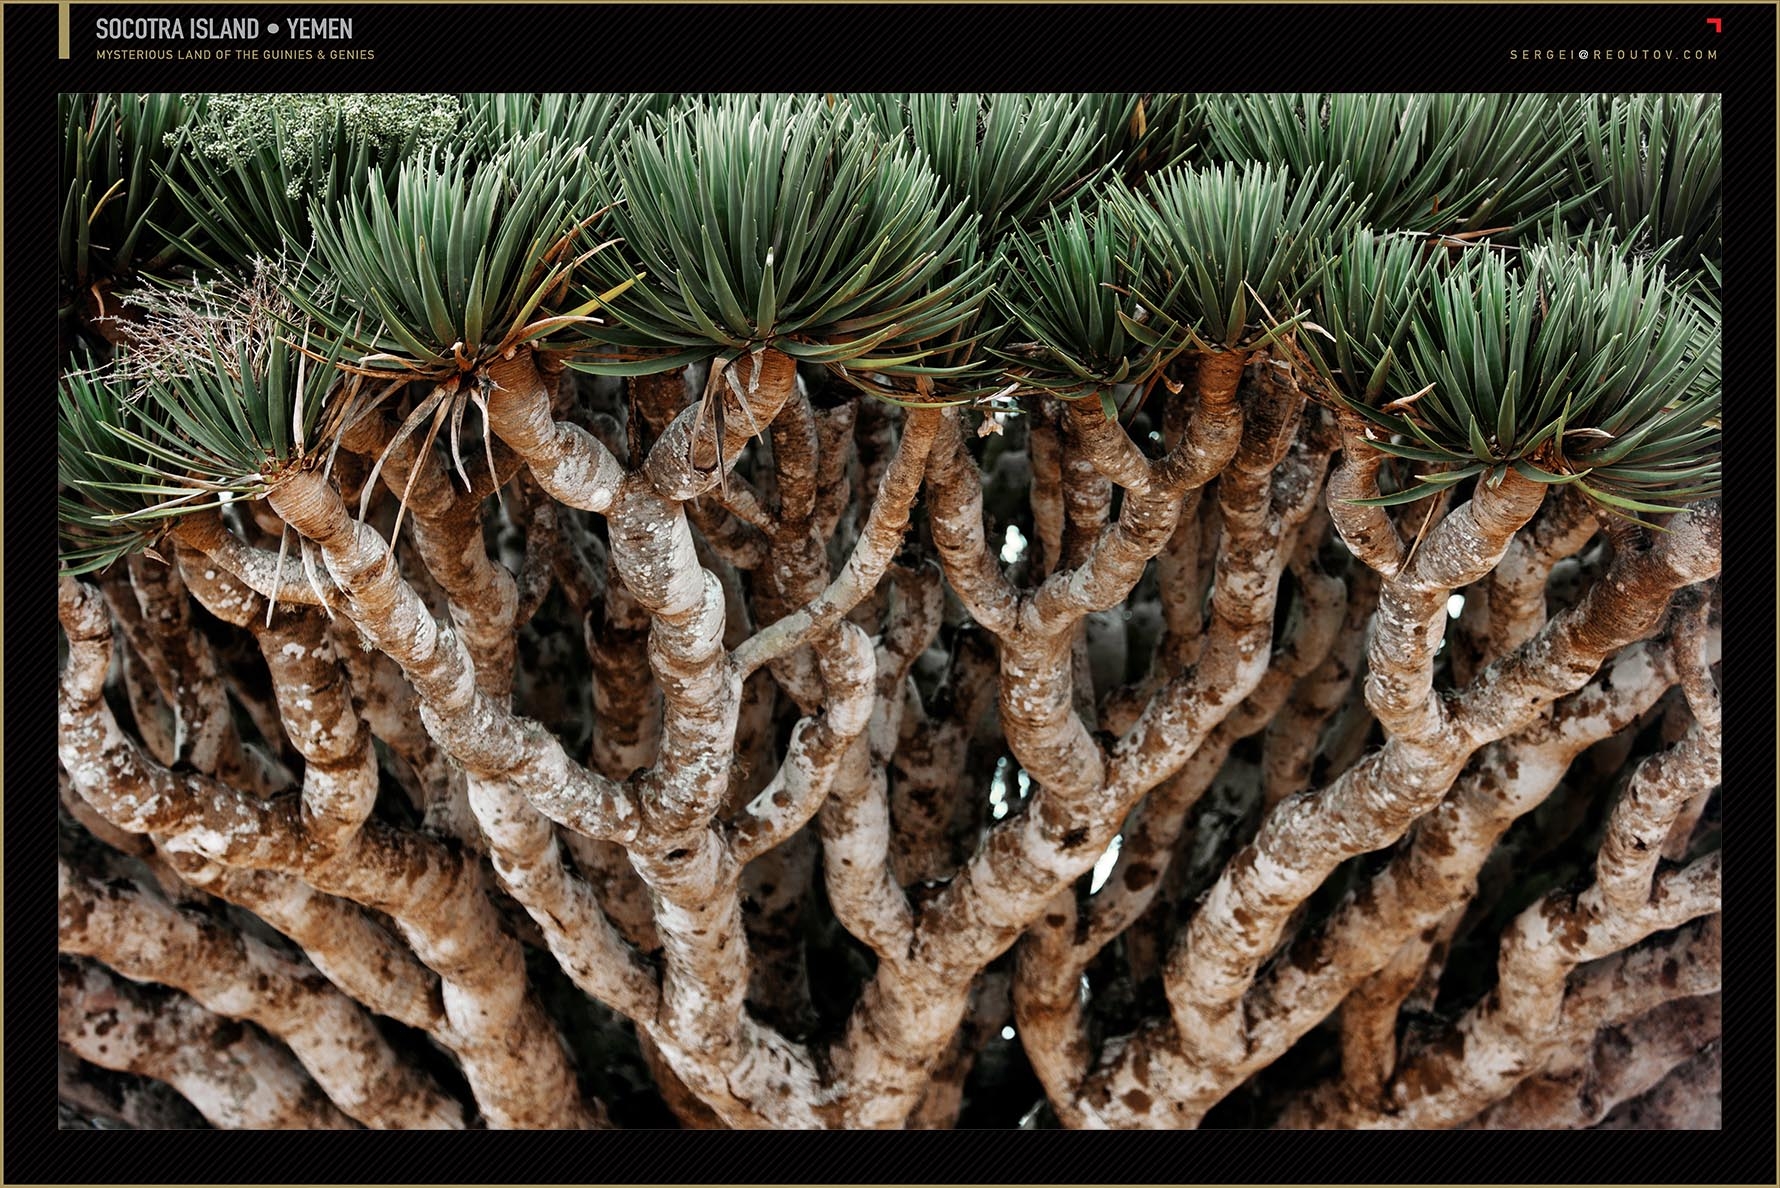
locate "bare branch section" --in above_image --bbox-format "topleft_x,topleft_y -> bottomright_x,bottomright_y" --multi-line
1291,859 -> 1720,1129
59,578 -> 596,1129
59,958 -> 357,1130
1590,1026 -> 1722,1130
1460,995 -> 1721,1130
1070,490 -> 1719,1125
59,848 -> 464,1128
1242,606 -> 1720,1101
61,403 -> 1724,1131
733,408 -> 942,677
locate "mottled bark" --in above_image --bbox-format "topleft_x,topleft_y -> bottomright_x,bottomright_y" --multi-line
1592,1029 -> 1721,1130
59,1048 -> 208,1130
1285,857 -> 1720,1129
61,318 -> 1725,1132
338,407 -> 524,697
59,958 -> 356,1130
1068,483 -> 1716,1125
179,556 -> 377,851
1460,995 -> 1720,1130
59,577 -> 595,1129
59,849 -> 463,1128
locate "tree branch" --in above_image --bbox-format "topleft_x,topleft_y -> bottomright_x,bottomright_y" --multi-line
59,958 -> 356,1130
59,849 -> 464,1128
59,577 -> 597,1129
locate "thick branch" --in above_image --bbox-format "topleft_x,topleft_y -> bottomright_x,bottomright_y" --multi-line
59,851 -> 463,1128
484,350 -> 626,513
59,577 -> 595,1129
265,469 -> 637,844
59,958 -> 355,1130
179,557 -> 377,852
733,408 -> 941,678
1460,995 -> 1720,1130
1297,855 -> 1720,1129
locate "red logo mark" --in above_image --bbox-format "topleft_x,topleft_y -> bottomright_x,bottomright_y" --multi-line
1706,17 -> 1722,32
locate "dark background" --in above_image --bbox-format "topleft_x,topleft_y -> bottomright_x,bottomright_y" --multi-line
7,2 -> 1775,1180
16,3 -> 1765,90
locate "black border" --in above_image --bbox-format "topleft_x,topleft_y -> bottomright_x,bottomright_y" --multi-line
8,2 -> 1776,1181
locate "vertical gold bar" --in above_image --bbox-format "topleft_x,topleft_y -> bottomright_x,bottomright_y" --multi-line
60,1 -> 72,59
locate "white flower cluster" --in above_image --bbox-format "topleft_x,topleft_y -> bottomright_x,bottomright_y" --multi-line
175,93 -> 462,198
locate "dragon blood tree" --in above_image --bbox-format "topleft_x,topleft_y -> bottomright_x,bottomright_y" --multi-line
58,91 -> 1721,1130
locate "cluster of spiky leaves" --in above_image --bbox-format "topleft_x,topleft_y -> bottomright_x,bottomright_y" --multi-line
60,94 -> 192,335
1198,93 -> 1583,235
59,273 -> 350,574
57,92 -> 1726,573
1300,228 -> 1436,406
851,93 -> 1132,241
165,95 -> 664,282
1112,161 -> 1357,349
461,93 -> 675,163
1322,242 -> 1719,515
837,92 -> 1141,402
158,106 -> 406,279
574,94 -> 988,379
59,357 -> 165,574
995,199 -> 1173,413
297,135 -> 621,379
993,159 -> 1358,414
820,232 -> 1011,408
179,94 -> 461,190
1567,93 -> 1722,277
1687,260 -> 1722,398
1119,92 -> 1204,178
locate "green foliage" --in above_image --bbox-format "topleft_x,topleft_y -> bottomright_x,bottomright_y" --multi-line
60,93 -> 193,321
1301,228 -> 1440,404
1199,93 -> 1581,233
1121,93 -> 1204,177
824,234 -> 1013,407
1567,93 -> 1721,275
575,94 -> 988,378
461,93 -> 673,161
997,199 -> 1175,410
158,106 -> 396,277
1339,246 -> 1719,515
851,93 -> 1131,240
58,283 -> 351,573
298,136 -> 615,378
58,357 -> 165,574
841,91 -> 1140,401
54,92 -> 1727,535
1077,93 -> 1150,167
157,94 -> 462,285
1686,260 -> 1721,398
1111,161 -> 1355,349
1420,94 -> 1587,232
